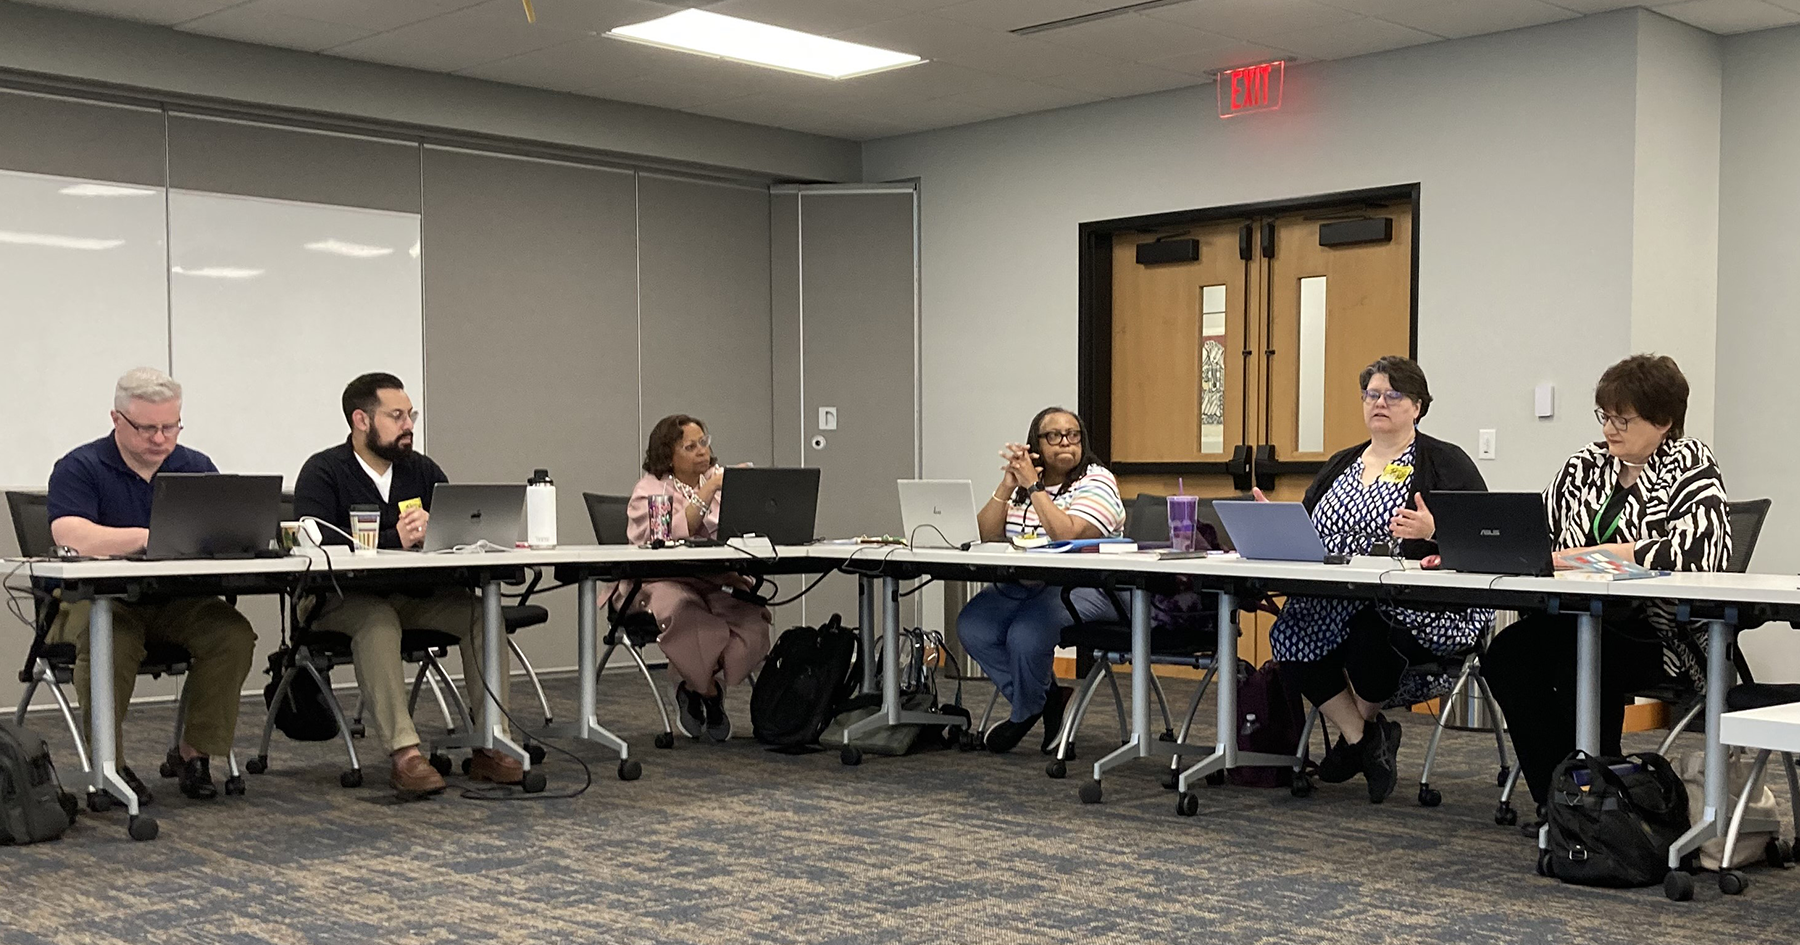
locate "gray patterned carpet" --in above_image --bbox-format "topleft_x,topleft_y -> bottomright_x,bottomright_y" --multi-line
5,666 -> 1799,945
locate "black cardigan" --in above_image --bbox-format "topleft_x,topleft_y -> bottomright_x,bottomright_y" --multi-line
293,440 -> 450,549
1301,430 -> 1486,560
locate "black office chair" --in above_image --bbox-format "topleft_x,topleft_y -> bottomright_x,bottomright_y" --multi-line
6,490 -> 243,800
583,492 -> 676,749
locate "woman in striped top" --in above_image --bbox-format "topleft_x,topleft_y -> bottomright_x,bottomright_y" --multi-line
960,407 -> 1127,754
1484,354 -> 1732,822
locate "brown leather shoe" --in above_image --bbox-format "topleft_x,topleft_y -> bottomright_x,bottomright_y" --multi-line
390,753 -> 447,796
468,749 -> 525,785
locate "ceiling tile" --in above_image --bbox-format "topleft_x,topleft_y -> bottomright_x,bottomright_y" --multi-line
932,75 -> 1103,115
834,14 -> 1113,79
175,6 -> 376,53
1652,0 -> 1800,33
704,0 -> 914,34
584,75 -> 754,112
684,94 -> 912,140
932,0 -> 1125,32
454,36 -> 642,92
1261,15 -> 1438,58
1762,0 -> 1800,12
1040,60 -> 1209,98
479,0 -> 682,33
322,1 -> 591,72
1378,0 -> 1575,39
1545,1 -> 1658,12
211,0 -> 491,33
1033,12 -> 1242,62
1143,0 -> 1365,41
1310,0 -> 1453,15
1151,43 -> 1295,76
12,0 -> 239,24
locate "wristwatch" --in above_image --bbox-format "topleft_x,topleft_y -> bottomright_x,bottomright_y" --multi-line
1028,481 -> 1048,496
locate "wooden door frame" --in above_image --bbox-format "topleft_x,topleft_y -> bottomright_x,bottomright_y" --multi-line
1078,183 -> 1422,480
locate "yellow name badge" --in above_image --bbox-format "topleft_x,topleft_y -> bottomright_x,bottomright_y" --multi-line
397,498 -> 423,516
1380,463 -> 1413,485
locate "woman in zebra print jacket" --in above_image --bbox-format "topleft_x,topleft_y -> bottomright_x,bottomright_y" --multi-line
1484,354 -> 1732,821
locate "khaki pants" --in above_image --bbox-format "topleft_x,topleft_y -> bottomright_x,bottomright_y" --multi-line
307,590 -> 511,755
53,597 -> 257,760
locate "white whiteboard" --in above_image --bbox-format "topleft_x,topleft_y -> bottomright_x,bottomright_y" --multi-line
0,168 -> 169,489
167,191 -> 423,486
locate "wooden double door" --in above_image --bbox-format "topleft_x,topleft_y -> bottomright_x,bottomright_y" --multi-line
1085,191 -> 1417,661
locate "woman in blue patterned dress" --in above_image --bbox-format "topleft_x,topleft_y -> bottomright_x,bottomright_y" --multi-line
1268,357 -> 1490,802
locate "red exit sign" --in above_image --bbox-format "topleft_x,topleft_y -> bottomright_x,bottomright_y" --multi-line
1217,60 -> 1284,118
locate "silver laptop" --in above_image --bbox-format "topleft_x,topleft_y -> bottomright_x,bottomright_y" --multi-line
1212,501 -> 1329,562
423,483 -> 526,552
898,479 -> 981,549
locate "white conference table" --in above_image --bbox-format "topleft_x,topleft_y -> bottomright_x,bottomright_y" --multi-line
23,541 -> 1800,871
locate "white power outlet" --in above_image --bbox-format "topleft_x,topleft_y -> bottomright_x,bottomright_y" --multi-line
1478,429 -> 1497,460
819,406 -> 838,431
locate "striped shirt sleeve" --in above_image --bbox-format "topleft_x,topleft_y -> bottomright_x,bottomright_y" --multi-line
1061,465 -> 1126,537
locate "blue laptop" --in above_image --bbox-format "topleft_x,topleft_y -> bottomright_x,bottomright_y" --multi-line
1212,501 -> 1328,562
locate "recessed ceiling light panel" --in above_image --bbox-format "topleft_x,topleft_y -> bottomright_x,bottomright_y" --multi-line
606,9 -> 923,80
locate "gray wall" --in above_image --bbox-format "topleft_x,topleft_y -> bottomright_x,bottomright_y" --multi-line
0,1 -> 858,183
1715,24 -> 1800,572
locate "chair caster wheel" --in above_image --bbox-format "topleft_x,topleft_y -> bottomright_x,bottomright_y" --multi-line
1496,765 -> 1511,788
1078,780 -> 1103,804
1159,770 -> 1178,790
1538,852 -> 1555,878
654,732 -> 675,750
1765,837 -> 1792,868
1176,792 -> 1199,817
460,756 -> 473,776
350,723 -> 365,738
522,769 -> 548,793
88,791 -> 115,813
1158,730 -> 1175,743
957,731 -> 980,752
159,756 -> 178,779
1719,869 -> 1748,895
246,756 -> 267,775
1046,759 -> 1067,779
617,759 -> 642,781
339,770 -> 363,788
840,747 -> 863,767
1290,773 -> 1314,798
1664,870 -> 1694,901
1205,770 -> 1226,787
1495,804 -> 1518,826
127,815 -> 158,842
223,776 -> 245,797
527,743 -> 547,766
428,753 -> 452,776
1418,786 -> 1442,807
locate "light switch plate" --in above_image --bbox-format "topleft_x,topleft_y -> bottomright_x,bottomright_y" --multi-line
819,406 -> 838,430
1534,383 -> 1555,419
1478,429 -> 1496,460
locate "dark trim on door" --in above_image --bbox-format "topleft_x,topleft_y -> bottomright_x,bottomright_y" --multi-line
1078,183 -> 1422,469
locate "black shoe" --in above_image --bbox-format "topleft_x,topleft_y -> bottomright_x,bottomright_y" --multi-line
674,683 -> 705,740
701,688 -> 732,742
1362,715 -> 1400,803
178,755 -> 218,801
1314,735 -> 1364,784
118,765 -> 153,806
1040,685 -> 1073,754
984,713 -> 1042,754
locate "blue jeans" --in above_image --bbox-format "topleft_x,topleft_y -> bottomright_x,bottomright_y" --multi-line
958,584 -> 1118,722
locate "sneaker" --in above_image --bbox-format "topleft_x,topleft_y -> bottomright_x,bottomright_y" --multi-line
984,713 -> 1042,754
1314,734 -> 1365,784
1040,684 -> 1074,755
675,682 -> 705,740
1361,715 -> 1400,803
177,755 -> 218,801
118,765 -> 154,806
701,689 -> 732,742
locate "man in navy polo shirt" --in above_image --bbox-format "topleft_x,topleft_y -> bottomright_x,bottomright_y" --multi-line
47,367 -> 256,803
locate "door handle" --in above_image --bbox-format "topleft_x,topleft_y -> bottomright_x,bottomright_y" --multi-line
1253,444 -> 1277,493
1228,444 -> 1253,493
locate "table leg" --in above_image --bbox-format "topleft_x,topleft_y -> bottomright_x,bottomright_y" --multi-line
87,598 -> 138,816
843,575 -> 965,739
574,576 -> 628,759
1177,590 -> 1292,793
1669,617 -> 1732,867
1574,607 -> 1602,755
481,580 -> 528,765
858,576 -> 877,694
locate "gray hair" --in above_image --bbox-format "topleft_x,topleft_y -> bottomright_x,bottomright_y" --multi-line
113,367 -> 182,413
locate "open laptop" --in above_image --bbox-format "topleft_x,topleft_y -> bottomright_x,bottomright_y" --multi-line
423,483 -> 526,552
1431,491 -> 1556,576
898,479 -> 980,549
143,473 -> 283,559
1212,501 -> 1329,562
717,467 -> 821,545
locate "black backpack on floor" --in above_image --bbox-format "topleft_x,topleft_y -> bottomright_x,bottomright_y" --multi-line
1542,751 -> 1691,887
0,720 -> 79,845
263,648 -> 341,742
751,614 -> 860,748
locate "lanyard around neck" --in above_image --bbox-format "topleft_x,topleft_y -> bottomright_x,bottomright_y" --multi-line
1591,489 -> 1629,543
